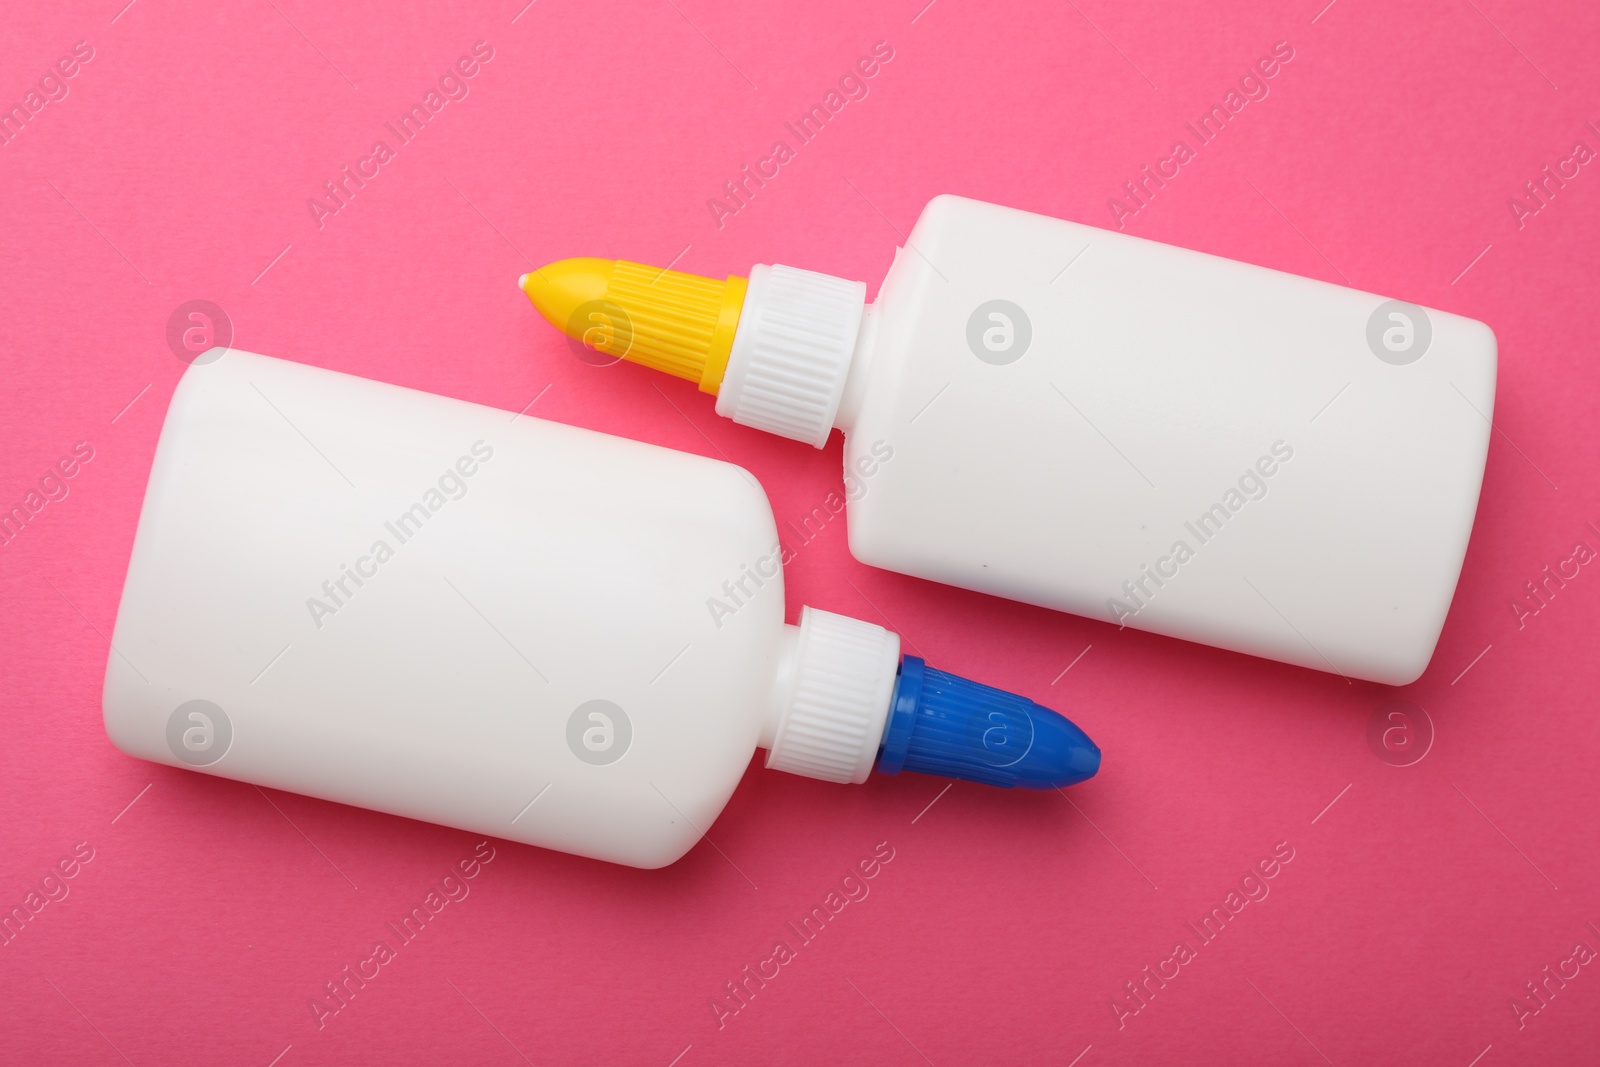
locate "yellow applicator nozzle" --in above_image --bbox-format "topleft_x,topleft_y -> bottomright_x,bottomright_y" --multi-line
520,258 -> 747,395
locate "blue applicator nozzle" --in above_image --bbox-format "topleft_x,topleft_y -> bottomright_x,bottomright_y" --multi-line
875,656 -> 1100,789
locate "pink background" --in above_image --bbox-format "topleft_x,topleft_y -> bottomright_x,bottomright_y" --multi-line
3,0 -> 1599,1063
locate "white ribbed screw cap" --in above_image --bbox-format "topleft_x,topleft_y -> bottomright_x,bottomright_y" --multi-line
764,607 -> 901,785
715,264 -> 867,448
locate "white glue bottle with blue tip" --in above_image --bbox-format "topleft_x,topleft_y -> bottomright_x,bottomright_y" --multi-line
102,350 -> 1098,870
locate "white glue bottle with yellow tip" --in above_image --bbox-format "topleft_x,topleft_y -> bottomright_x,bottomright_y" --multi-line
102,349 -> 1099,870
521,195 -> 1497,685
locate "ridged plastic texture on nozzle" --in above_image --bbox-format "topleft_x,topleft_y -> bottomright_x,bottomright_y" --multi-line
602,261 -> 739,385
519,258 -> 746,393
876,657 -> 1100,789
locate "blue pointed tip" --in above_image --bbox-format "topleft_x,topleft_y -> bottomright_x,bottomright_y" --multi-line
875,657 -> 1101,789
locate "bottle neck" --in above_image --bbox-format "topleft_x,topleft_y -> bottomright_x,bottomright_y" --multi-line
712,264 -> 869,448
760,607 -> 901,785
832,302 -> 880,434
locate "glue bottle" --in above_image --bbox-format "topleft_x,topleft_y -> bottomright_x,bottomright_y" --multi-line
102,349 -> 1099,869
520,194 -> 1497,684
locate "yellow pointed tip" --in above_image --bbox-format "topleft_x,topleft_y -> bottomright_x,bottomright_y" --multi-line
520,258 -> 616,335
518,256 -> 748,395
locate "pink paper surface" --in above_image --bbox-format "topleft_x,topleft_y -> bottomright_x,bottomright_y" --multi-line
3,1 -> 1598,1063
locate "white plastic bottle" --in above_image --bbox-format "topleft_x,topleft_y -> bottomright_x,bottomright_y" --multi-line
102,350 -> 1099,869
522,194 -> 1497,684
